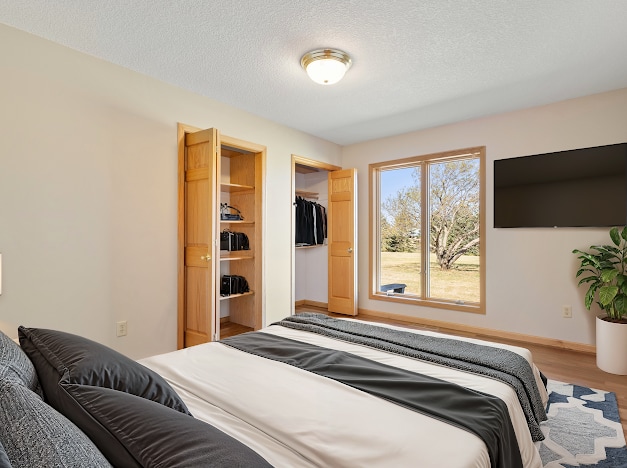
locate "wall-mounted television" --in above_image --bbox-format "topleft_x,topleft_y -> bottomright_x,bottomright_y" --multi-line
494,143 -> 627,228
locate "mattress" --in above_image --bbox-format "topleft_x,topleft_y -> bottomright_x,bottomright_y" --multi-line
140,316 -> 547,467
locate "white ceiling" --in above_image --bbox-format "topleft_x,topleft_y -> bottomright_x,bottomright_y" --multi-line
2,1 -> 627,145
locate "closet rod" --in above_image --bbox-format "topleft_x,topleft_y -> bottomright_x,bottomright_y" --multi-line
295,190 -> 319,200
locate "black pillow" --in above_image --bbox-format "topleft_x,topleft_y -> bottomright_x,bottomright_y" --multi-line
18,326 -> 192,467
64,385 -> 272,467
18,326 -> 190,413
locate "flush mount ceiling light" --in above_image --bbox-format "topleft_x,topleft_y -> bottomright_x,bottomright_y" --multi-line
300,48 -> 352,85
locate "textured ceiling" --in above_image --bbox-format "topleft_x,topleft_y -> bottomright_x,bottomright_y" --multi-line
1,1 -> 627,145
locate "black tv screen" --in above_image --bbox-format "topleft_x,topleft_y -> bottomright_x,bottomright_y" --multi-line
494,143 -> 627,228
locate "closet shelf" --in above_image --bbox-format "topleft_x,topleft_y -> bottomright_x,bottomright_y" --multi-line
220,220 -> 254,225
219,291 -> 254,301
220,252 -> 254,261
295,190 -> 318,199
221,183 -> 254,193
295,244 -> 326,249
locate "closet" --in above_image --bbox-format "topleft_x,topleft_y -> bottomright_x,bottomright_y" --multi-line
292,155 -> 357,316
177,124 -> 264,348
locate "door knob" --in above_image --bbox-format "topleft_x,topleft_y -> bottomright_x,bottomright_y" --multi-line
347,248 -> 353,253
201,254 -> 211,261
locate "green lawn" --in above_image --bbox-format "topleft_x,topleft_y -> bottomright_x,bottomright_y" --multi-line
380,252 -> 480,303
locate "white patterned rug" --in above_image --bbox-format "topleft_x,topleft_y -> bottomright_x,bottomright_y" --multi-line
538,380 -> 627,467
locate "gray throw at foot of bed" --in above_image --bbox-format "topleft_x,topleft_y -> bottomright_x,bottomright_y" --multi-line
275,312 -> 547,441
222,331 -> 523,468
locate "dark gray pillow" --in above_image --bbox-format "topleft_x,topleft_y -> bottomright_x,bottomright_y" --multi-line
0,380 -> 111,468
0,440 -> 12,468
17,326 -> 192,468
0,330 -> 41,396
17,326 -> 190,414
64,384 -> 272,467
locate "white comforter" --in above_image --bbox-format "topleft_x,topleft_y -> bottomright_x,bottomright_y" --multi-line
140,320 -> 547,467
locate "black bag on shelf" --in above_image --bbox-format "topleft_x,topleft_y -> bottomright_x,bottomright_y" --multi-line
220,275 -> 250,296
237,232 -> 250,250
220,230 -> 250,251
220,203 -> 244,221
220,231 -> 233,250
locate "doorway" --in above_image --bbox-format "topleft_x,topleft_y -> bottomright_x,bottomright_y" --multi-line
290,155 -> 357,316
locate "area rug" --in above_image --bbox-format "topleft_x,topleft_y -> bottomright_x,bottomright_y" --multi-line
538,380 -> 627,467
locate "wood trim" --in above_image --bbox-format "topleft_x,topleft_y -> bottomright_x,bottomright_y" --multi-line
478,147 -> 486,313
303,299 -> 329,309
255,144 -> 266,329
420,155 -> 428,299
368,165 -> 376,311
368,146 -> 486,313
292,154 -> 342,172
358,307 -> 596,354
370,292 -> 483,314
368,146 -> 485,170
177,123 -> 199,349
221,134 -> 266,154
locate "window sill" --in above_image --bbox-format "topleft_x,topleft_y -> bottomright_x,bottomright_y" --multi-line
369,291 -> 485,314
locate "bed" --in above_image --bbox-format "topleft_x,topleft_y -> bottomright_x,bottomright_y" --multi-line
141,313 -> 548,467
0,313 -> 548,467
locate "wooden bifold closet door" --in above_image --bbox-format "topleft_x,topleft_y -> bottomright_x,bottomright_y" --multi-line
178,126 -> 218,348
178,124 -> 265,348
327,168 -> 358,316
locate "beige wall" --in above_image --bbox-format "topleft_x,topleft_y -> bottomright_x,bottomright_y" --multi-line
0,24 -> 341,358
342,87 -> 627,345
2,23 -> 626,356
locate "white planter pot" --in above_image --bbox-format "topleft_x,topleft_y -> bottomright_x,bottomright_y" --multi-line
596,315 -> 627,375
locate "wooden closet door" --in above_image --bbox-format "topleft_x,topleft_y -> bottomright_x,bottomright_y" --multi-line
328,168 -> 358,315
178,126 -> 218,348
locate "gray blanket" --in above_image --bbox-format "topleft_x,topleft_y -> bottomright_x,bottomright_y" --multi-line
222,331 -> 523,468
274,313 -> 547,442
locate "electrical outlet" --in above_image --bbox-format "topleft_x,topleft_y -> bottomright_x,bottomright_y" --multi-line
562,305 -> 572,318
116,321 -> 127,337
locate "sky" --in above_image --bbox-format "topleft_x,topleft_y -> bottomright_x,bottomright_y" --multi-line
380,166 -> 417,204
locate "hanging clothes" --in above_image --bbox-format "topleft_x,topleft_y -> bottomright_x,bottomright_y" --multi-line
295,197 -> 327,245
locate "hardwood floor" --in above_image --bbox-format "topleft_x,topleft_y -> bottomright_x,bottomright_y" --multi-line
220,320 -> 253,338
295,305 -> 627,435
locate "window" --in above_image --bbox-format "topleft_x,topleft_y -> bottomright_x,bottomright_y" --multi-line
369,147 -> 485,313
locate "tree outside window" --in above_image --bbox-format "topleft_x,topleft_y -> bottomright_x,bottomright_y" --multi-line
370,147 -> 485,313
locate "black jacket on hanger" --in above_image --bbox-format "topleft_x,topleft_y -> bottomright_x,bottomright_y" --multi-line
295,197 -> 326,245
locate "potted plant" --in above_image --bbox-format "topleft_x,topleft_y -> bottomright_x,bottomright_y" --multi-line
573,226 -> 627,375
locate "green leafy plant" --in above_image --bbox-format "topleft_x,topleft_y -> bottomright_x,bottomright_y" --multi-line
573,226 -> 627,322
